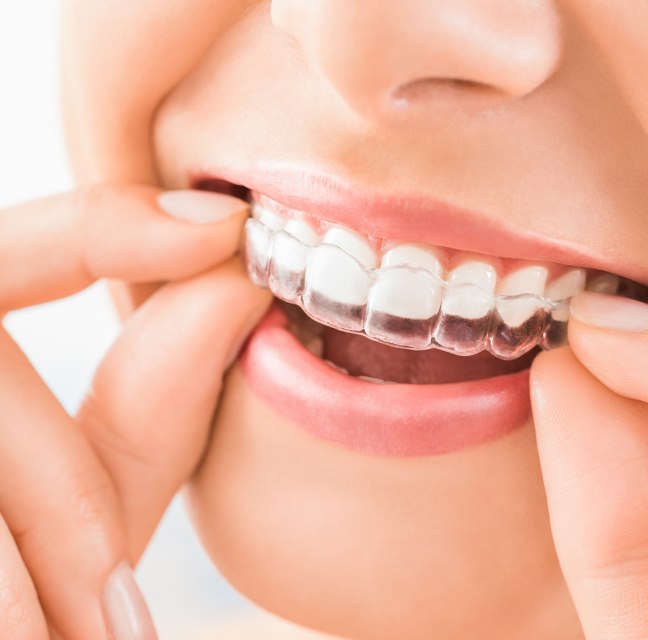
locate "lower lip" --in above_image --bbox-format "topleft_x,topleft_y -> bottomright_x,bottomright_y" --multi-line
240,303 -> 532,457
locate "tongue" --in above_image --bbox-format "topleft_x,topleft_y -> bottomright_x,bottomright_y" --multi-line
322,328 -> 536,384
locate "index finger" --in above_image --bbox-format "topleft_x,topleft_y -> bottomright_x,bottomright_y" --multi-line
0,185 -> 249,311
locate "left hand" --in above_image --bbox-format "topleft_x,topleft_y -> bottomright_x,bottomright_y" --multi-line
531,291 -> 648,639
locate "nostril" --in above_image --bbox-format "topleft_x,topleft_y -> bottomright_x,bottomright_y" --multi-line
391,77 -> 509,111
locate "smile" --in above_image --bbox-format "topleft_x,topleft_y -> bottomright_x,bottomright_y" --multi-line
195,172 -> 647,456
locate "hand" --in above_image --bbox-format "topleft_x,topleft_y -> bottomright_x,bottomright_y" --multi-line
531,291 -> 648,639
0,185 -> 271,640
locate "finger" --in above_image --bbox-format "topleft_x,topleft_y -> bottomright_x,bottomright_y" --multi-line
0,186 -> 249,311
0,327 -> 157,640
568,291 -> 648,403
78,256 -> 272,558
0,513 -> 49,640
531,347 -> 648,640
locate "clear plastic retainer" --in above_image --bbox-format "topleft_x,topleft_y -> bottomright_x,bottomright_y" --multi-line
244,217 -> 571,360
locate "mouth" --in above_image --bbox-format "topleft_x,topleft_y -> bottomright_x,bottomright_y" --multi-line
195,174 -> 647,456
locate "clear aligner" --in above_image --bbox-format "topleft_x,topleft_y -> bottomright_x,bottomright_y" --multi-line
244,206 -> 595,360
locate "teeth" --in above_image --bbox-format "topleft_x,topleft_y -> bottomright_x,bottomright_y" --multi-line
304,244 -> 371,331
358,375 -> 391,384
432,260 -> 497,354
254,203 -> 285,231
323,226 -> 378,269
495,265 -> 548,327
368,269 -> 441,320
365,247 -> 443,348
268,219 -> 320,302
381,244 -> 444,278
497,265 -> 548,297
245,198 -> 629,359
544,269 -> 586,322
268,232 -> 308,302
245,219 -> 275,286
284,218 -> 320,246
544,269 -> 586,300
441,261 -> 497,319
324,359 -> 349,375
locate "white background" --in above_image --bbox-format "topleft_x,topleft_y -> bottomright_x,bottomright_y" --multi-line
0,3 -> 318,638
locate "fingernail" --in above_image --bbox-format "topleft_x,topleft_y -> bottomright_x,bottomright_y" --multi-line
158,190 -> 248,224
225,306 -> 270,369
570,291 -> 648,333
103,562 -> 158,640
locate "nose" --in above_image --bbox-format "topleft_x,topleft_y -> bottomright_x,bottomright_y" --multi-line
271,0 -> 562,117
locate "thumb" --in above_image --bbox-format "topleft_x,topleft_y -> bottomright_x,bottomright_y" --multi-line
531,334 -> 648,639
78,257 -> 272,559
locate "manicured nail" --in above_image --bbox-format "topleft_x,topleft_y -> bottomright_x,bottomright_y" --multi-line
158,190 -> 248,224
570,291 -> 648,333
103,562 -> 158,640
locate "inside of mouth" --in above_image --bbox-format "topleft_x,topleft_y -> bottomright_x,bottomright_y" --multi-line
282,300 -> 537,384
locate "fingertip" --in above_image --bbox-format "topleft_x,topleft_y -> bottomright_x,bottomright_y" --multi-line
157,189 -> 249,225
529,345 -> 574,391
570,291 -> 648,334
529,346 -> 597,442
567,316 -> 648,403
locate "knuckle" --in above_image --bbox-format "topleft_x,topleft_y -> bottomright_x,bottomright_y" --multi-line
12,467 -> 119,558
66,467 -> 119,534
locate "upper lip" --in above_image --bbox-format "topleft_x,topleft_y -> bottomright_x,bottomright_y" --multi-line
192,164 -> 646,285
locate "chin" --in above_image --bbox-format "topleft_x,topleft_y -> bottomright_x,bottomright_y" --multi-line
186,364 -> 564,640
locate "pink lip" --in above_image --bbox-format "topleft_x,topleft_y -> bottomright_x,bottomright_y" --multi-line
193,163 -> 644,283
240,304 -> 531,457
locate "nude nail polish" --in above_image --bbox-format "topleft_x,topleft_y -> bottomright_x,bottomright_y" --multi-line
103,562 -> 158,640
158,190 -> 248,224
570,292 -> 648,333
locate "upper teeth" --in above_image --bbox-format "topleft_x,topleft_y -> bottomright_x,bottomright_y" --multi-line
245,196 -> 617,359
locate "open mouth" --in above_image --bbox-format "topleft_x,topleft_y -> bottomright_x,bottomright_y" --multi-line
195,175 -> 647,455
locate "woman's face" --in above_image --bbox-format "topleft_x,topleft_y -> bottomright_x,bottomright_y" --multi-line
62,3 -> 648,638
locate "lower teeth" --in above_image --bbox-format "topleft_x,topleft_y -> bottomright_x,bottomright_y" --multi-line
357,375 -> 391,385
324,359 -> 349,376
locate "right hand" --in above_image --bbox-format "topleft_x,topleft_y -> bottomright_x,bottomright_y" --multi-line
0,185 -> 271,639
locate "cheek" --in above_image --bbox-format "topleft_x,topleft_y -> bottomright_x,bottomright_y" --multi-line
187,366 -> 562,639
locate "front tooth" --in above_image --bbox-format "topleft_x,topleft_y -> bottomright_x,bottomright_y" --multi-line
441,261 -> 497,319
587,273 -> 620,295
495,265 -> 548,326
368,269 -> 441,319
364,247 -> 443,348
322,226 -> 378,270
433,260 -> 497,354
303,244 -> 371,331
544,268 -> 586,322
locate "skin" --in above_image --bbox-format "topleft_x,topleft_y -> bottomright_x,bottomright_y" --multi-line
1,1 -> 647,638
